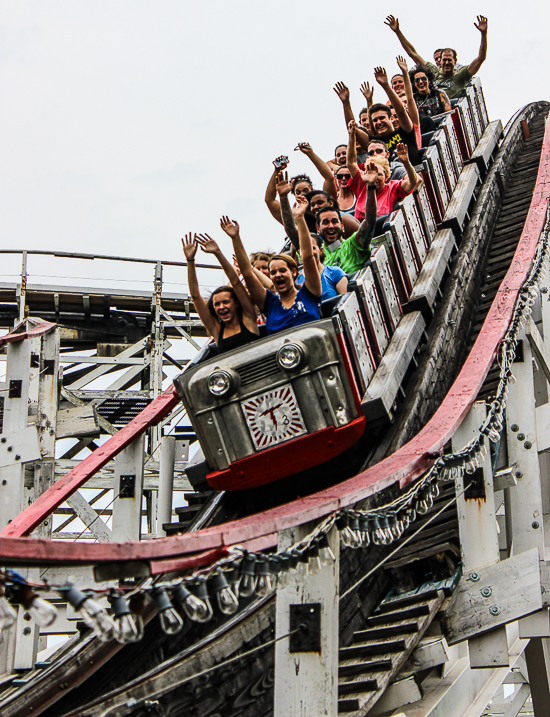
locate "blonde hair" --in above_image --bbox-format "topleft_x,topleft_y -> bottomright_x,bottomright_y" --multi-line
369,156 -> 391,180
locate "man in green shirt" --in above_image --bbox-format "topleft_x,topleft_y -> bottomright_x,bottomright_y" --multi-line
384,14 -> 488,100
317,166 -> 378,275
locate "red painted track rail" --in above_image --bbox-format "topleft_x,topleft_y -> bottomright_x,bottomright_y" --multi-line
1,114 -> 549,570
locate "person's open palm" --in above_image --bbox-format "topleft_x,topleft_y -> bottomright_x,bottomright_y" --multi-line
220,216 -> 240,238
182,234 -> 198,261
333,82 -> 350,103
196,233 -> 219,254
292,195 -> 308,218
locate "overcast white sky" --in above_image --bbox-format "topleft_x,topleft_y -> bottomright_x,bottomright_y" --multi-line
1,0 -> 549,292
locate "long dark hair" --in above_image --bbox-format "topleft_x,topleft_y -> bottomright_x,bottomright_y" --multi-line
206,286 -> 242,323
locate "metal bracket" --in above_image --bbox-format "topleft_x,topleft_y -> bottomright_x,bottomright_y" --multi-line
9,380 -> 22,399
119,474 -> 136,498
289,603 -> 321,653
465,467 -> 486,499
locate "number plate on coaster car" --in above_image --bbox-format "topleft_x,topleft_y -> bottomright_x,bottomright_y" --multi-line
241,385 -> 307,450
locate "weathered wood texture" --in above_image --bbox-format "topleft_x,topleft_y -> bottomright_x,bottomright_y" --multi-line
388,102 -> 550,455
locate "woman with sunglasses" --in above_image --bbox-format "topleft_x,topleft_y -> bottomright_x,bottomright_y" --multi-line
335,167 -> 357,216
409,64 -> 451,117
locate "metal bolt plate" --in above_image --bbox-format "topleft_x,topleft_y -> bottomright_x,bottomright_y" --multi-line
289,603 -> 321,653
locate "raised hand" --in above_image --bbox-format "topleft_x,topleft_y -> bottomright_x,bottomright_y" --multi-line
395,142 -> 409,164
333,81 -> 350,103
182,233 -> 198,261
348,119 -> 358,135
220,216 -> 240,238
360,81 -> 373,102
275,170 -> 293,197
474,15 -> 488,33
384,15 -> 399,32
195,233 -> 220,254
295,141 -> 313,155
374,67 -> 389,87
396,55 -> 408,73
362,162 -> 379,187
292,194 -> 308,218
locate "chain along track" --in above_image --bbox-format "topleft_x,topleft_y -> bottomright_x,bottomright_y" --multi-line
1,102 -> 549,717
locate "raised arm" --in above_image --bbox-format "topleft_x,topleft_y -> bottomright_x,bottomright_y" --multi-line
275,170 -> 300,251
467,15 -> 488,76
374,66 -> 413,133
384,15 -> 426,66
293,196 -> 322,298
439,90 -> 452,112
360,81 -> 374,110
356,164 -> 379,250
196,233 -> 259,330
395,143 -> 420,193
220,216 -> 267,312
265,157 -> 288,225
346,120 -> 360,179
333,82 -> 356,128
396,56 -> 420,127
296,142 -> 338,199
181,234 -> 219,338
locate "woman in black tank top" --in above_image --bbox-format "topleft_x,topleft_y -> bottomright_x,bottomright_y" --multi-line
182,230 -> 260,354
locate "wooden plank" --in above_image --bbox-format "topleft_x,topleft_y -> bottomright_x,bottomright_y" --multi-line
66,491 -> 112,542
361,312 -> 426,422
402,636 -> 450,672
0,427 -> 40,468
61,387 -> 118,436
56,406 -> 99,439
405,228 -> 456,318
445,548 -> 543,644
466,120 -> 503,173
440,163 -> 481,237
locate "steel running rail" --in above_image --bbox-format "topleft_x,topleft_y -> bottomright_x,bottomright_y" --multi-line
0,113 -> 549,571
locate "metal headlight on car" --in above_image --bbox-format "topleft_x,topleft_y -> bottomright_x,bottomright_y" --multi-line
207,369 -> 234,396
276,342 -> 305,370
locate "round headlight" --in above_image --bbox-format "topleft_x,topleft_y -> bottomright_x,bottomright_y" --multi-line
207,370 -> 232,396
277,343 -> 304,370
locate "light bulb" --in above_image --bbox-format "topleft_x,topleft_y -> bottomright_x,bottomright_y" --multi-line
429,481 -> 440,499
274,555 -> 290,587
238,555 -> 257,598
0,595 -> 17,631
189,578 -> 214,622
152,587 -> 183,635
80,598 -> 117,641
109,593 -> 140,643
255,559 -> 274,596
62,585 -> 116,642
27,595 -> 58,628
377,516 -> 393,544
307,544 -> 322,576
225,565 -> 241,594
358,517 -> 371,547
209,571 -> 239,615
318,534 -> 336,565
128,593 -> 146,640
173,583 -> 210,622
387,514 -> 403,541
370,517 -> 385,545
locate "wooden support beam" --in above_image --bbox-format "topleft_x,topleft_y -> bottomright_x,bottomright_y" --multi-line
66,491 -> 112,542
405,228 -> 456,319
440,162 -> 480,238
445,548 -> 542,645
274,524 -> 339,717
466,120 -> 503,173
56,406 -> 100,439
525,637 -> 550,717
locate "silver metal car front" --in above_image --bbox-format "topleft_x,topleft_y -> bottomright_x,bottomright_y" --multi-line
174,319 -> 358,471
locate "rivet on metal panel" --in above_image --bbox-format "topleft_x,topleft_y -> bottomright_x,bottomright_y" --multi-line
469,572 -> 480,582
510,424 -> 519,432
490,605 -> 501,616
481,587 -> 492,597
517,433 -> 525,441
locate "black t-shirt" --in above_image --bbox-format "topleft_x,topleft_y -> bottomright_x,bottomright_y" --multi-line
373,125 -> 421,167
420,115 -> 436,134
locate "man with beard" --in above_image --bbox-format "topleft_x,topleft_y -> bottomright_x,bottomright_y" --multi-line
316,163 -> 378,275
385,14 -> 488,100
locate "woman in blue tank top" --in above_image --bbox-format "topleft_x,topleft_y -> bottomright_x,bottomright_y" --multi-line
221,193 -> 322,335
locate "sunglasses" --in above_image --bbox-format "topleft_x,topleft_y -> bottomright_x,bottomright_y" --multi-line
414,76 -> 428,84
336,173 -> 351,180
367,148 -> 385,156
